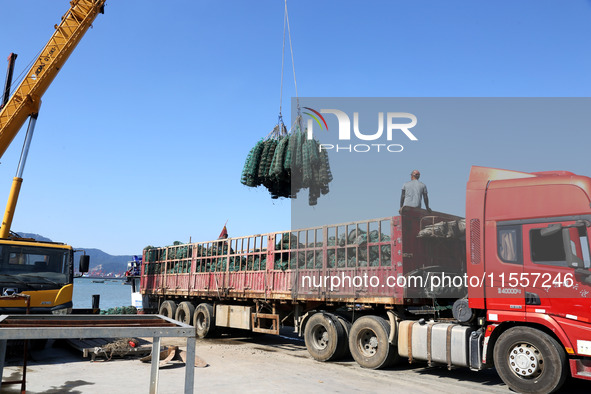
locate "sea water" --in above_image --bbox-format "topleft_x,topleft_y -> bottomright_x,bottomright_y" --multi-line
72,277 -> 132,310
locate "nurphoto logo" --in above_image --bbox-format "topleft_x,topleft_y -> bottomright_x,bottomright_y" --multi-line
304,108 -> 418,153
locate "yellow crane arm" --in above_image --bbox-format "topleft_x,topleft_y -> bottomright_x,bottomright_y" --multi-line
0,0 -> 105,238
0,0 -> 106,159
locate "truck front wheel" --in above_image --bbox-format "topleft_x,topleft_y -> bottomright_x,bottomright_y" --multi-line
493,327 -> 567,394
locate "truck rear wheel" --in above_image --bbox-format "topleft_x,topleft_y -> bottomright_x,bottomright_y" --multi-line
335,315 -> 352,357
175,301 -> 195,325
349,315 -> 399,369
159,300 -> 177,320
493,327 -> 567,394
194,303 -> 216,338
304,312 -> 348,361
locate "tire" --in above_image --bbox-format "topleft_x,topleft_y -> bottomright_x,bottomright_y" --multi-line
193,303 -> 216,338
335,315 -> 352,358
159,300 -> 177,320
335,315 -> 352,337
304,312 -> 348,361
175,301 -> 195,325
493,327 -> 567,394
349,315 -> 400,369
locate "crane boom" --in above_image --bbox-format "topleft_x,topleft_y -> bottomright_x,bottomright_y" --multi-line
0,0 -> 106,159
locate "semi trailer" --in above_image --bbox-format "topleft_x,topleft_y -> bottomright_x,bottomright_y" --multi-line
140,166 -> 591,393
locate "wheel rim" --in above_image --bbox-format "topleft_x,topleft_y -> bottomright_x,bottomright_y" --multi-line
310,323 -> 329,351
358,328 -> 379,357
196,312 -> 206,330
508,342 -> 543,379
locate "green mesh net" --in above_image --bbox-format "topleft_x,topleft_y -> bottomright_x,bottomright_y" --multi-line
240,122 -> 332,205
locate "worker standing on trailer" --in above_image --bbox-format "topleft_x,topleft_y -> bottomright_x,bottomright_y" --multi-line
400,170 -> 431,213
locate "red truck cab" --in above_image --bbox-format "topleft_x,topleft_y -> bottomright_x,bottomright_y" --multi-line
466,166 -> 591,390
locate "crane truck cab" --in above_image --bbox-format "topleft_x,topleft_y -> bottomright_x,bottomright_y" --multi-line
0,236 -> 89,314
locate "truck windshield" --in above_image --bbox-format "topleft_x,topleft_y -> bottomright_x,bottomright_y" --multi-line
531,224 -> 591,269
0,245 -> 71,285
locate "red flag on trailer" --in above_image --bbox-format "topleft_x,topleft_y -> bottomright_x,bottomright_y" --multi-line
218,225 -> 228,239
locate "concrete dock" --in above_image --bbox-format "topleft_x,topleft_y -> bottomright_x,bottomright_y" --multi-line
1,334 -> 588,394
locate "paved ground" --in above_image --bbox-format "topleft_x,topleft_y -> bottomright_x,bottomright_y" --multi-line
0,331 -> 589,394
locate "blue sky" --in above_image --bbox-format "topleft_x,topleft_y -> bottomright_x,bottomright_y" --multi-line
0,0 -> 590,255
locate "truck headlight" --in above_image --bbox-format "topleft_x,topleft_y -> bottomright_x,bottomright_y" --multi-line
52,307 -> 72,315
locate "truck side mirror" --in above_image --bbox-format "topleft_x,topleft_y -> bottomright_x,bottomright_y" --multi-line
575,268 -> 591,284
562,227 -> 584,269
79,254 -> 90,273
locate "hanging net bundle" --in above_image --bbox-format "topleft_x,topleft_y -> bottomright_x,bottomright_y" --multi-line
240,1 -> 331,205
240,118 -> 332,205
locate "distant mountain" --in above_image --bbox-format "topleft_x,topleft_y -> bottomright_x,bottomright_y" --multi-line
16,233 -> 135,276
17,233 -> 53,243
73,248 -> 136,276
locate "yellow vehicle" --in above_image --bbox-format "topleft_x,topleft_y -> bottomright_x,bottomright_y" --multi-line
0,0 -> 105,313
0,238 -> 88,313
